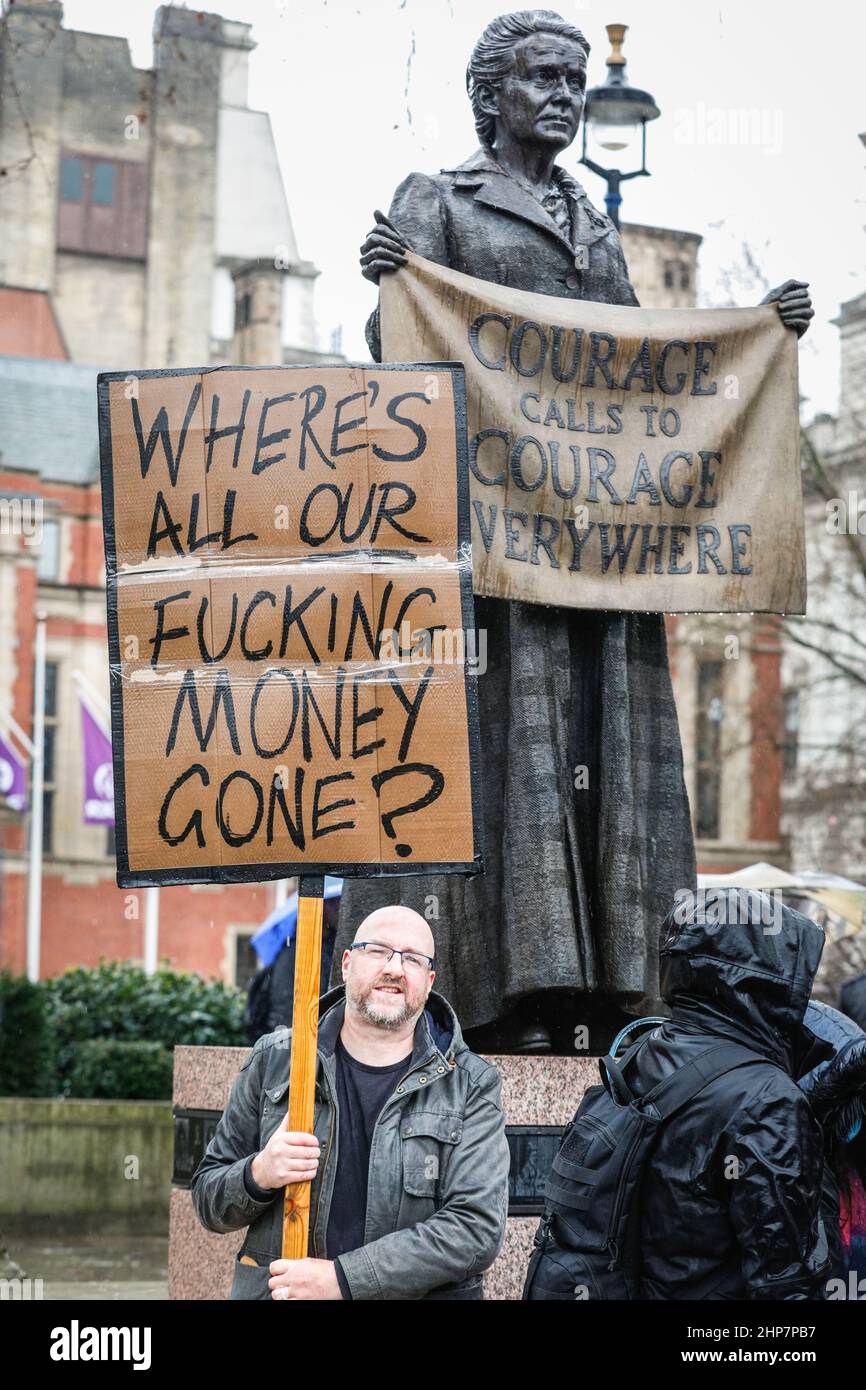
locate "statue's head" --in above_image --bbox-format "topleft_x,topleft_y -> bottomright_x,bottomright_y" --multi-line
467,10 -> 590,156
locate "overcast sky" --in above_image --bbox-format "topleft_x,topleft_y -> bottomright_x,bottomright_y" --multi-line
63,0 -> 865,418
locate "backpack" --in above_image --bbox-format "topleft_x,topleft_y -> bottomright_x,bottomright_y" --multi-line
243,963 -> 275,1046
522,1021 -> 766,1300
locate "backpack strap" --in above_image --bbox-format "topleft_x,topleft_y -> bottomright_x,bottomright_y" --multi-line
598,1037 -> 769,1112
598,1024 -> 665,1104
643,1041 -> 769,1121
610,1016 -> 667,1060
598,1053 -> 636,1105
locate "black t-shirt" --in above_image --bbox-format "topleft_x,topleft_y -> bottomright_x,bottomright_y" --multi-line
325,1036 -> 412,1260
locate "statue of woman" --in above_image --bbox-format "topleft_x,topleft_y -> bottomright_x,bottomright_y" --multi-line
332,10 -> 813,1053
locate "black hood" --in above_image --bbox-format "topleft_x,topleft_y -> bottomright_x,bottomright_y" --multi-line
659,888 -> 832,1078
800,1000 -> 866,1095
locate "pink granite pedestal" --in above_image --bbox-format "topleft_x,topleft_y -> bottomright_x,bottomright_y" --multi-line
169,1045 -> 598,1301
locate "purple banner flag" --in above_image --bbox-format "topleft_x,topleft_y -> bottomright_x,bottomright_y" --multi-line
0,731 -> 27,812
81,699 -> 115,825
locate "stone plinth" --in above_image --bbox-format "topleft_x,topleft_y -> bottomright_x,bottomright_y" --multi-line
169,1045 -> 597,1301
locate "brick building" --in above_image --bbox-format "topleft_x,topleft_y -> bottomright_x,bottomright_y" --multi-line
0,2 -> 341,987
621,220 -> 787,873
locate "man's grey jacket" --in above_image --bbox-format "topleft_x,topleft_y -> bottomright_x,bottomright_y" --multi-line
190,985 -> 510,1300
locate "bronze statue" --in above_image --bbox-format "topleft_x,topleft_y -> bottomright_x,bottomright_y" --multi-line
332,10 -> 813,1053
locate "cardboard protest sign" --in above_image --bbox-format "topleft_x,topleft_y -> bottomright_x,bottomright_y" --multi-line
97,364 -> 481,888
380,253 -> 805,614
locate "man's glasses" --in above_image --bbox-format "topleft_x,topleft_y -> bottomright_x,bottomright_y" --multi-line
348,941 -> 434,974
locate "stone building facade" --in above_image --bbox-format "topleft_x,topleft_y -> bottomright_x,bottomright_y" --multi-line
620,222 -> 702,310
784,287 -> 866,880
0,0 -> 331,371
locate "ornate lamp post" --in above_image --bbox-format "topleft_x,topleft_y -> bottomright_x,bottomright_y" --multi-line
579,23 -> 660,229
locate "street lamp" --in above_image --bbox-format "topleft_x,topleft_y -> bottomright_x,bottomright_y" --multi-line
579,23 -> 660,229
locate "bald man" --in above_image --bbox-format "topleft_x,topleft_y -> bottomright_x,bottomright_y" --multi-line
191,905 -> 510,1300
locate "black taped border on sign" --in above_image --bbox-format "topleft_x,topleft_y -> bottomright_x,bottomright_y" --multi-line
96,361 -> 484,889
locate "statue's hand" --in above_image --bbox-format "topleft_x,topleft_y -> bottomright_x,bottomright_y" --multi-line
759,279 -> 814,338
360,209 -> 410,283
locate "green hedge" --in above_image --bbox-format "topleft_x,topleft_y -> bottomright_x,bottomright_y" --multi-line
0,972 -> 57,1097
67,1039 -> 174,1100
0,961 -> 247,1099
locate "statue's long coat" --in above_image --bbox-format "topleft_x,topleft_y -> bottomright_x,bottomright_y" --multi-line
333,149 -> 696,1030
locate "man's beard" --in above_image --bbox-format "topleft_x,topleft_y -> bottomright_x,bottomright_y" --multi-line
347,973 -> 424,1029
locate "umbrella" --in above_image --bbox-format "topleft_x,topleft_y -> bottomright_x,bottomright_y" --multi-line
251,877 -> 343,967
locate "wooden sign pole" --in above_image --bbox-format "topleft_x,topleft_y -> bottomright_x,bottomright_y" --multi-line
281,873 -> 325,1260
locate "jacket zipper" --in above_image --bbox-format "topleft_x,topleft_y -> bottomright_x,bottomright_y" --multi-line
316,1043 -> 445,1251
368,1050 -> 440,1238
579,1113 -> 617,1148
314,1047 -> 440,1251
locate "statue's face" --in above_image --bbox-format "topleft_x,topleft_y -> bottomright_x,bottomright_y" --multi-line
494,34 -> 587,151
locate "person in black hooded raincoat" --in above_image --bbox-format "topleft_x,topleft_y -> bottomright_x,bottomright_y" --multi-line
626,887 -> 835,1299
